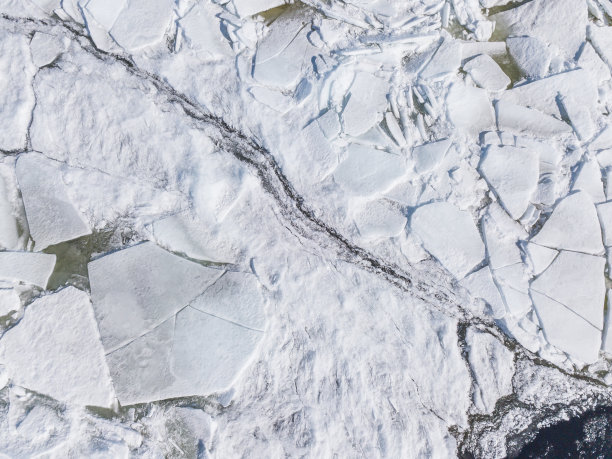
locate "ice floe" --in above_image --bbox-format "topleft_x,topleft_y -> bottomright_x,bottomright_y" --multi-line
506,36 -> 551,80
351,199 -> 407,240
410,201 -> 485,279
0,288 -> 20,317
531,191 -> 604,255
446,83 -> 495,135
495,100 -> 571,138
341,72 -> 389,137
0,251 -> 55,288
462,54 -> 510,92
460,267 -> 505,319
16,153 -> 91,251
479,144 -> 539,220
412,138 -> 452,174
0,287 -> 115,406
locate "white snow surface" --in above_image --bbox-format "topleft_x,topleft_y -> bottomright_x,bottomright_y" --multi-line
1,0 -> 612,456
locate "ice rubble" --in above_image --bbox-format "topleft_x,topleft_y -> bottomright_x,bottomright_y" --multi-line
0,287 -> 115,406
89,242 -> 265,405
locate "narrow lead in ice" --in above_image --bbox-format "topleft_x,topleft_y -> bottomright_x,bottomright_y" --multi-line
16,153 -> 91,251
88,241 -> 223,351
0,287 -> 115,407
410,202 -> 485,279
0,251 -> 56,289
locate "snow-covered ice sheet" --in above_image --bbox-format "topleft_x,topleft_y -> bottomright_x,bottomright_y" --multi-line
2,0 -> 612,456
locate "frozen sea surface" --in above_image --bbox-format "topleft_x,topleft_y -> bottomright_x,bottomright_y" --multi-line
1,0 -> 612,457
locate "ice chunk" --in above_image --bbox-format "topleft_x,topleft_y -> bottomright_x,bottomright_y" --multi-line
189,271 -> 266,330
506,36 -> 551,79
0,173 -> 19,250
29,32 -> 65,67
0,251 -> 55,288
500,69 -> 597,119
532,191 -> 604,254
384,112 -> 406,146
412,139 -> 452,174
496,100 -> 572,137
577,41 -> 610,84
420,38 -> 462,81
351,199 -> 407,239
460,267 -> 505,319
88,242 -> 223,351
588,24 -> 612,72
479,144 -> 539,220
573,158 -> 605,203
254,8 -> 305,64
109,0 -> 174,52
602,291 -> 612,354
0,288 -> 20,316
596,201 -> 612,246
460,41 -> 507,61
84,0 -> 127,30
531,251 -> 605,329
233,0 -> 286,17
0,31 -> 36,151
482,202 -> 525,270
341,73 -> 389,137
333,144 -> 406,196
494,263 -> 532,317
299,118 -> 337,183
249,86 -> 293,113
0,287 -> 115,406
16,153 -> 91,251
179,1 -> 231,57
525,243 -> 558,275
446,83 -> 495,135
532,290 -> 601,364
491,0 -> 587,59
466,329 -> 514,414
410,202 -> 485,279
316,110 -> 341,139
591,126 -> 612,152
558,93 -> 596,141
463,54 -> 510,92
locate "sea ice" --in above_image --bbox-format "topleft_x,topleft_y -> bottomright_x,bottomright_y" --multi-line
410,202 -> 485,279
0,287 -> 115,406
587,24 -> 612,71
532,191 -> 604,254
602,291 -> 612,354
573,158 -> 605,203
446,83 -> 495,135
481,203 -> 525,270
596,201 -> 612,246
299,118 -> 338,183
577,41 -> 611,85
462,54 -> 510,92
233,0 -> 286,17
333,144 -> 406,196
341,72 -> 389,137
466,329 -> 514,414
0,251 -> 55,288
559,93 -> 596,141
420,38 -> 462,81
29,31 -> 65,67
88,241 -> 223,351
16,153 -> 91,251
479,144 -> 539,220
0,288 -> 20,317
531,251 -> 605,329
351,199 -> 407,240
525,243 -> 558,276
460,267 -> 505,319
412,139 -> 452,174
506,36 -> 551,80
179,2 -> 232,57
109,0 -> 174,52
496,100 -> 571,138
0,173 -> 19,250
531,290 -> 601,364
591,126 -> 612,152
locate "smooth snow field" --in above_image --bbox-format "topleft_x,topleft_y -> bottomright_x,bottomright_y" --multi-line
2,0 -> 612,457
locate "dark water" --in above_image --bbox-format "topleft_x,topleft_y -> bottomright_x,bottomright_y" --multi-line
514,407 -> 612,458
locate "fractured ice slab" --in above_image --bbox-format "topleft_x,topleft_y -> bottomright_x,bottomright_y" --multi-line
462,54 -> 510,92
16,153 -> 91,251
351,199 -> 407,240
587,24 -> 612,72
577,41 -> 610,85
496,100 -> 571,138
531,191 -> 604,255
446,83 -> 495,135
0,287 -> 115,406
179,1 -> 231,57
410,202 -> 485,279
479,144 -> 539,220
88,241 -> 223,351
596,201 -> 612,246
412,139 -> 452,174
420,38 -> 462,81
525,243 -> 557,276
29,32 -> 65,68
0,31 -> 35,151
0,173 -> 19,251
460,267 -> 505,319
341,73 -> 389,137
0,288 -> 20,317
573,158 -> 605,203
506,36 -> 551,80
491,0 -> 587,59
602,291 -> 612,354
0,251 -> 55,288
108,0 -> 174,52
531,251 -> 605,329
233,0 -> 286,17
333,144 -> 406,196
532,290 -> 601,364
591,126 -> 612,152
466,329 -> 514,414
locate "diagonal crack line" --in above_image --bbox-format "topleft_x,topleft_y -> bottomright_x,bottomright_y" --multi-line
1,13 -> 608,387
